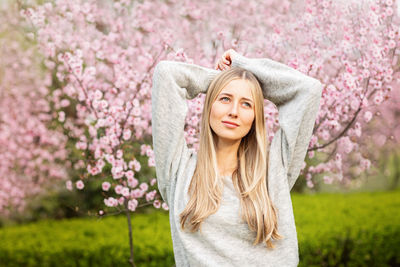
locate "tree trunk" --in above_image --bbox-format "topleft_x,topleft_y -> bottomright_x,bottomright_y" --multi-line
125,200 -> 136,267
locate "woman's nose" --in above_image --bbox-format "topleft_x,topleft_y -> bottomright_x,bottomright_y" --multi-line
228,102 -> 239,117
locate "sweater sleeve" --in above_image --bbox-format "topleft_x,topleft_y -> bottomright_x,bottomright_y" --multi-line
151,60 -> 219,205
230,51 -> 323,191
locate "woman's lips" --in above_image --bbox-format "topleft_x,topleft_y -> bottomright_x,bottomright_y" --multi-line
222,121 -> 239,128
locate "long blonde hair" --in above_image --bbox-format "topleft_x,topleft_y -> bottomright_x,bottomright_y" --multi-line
179,67 -> 284,249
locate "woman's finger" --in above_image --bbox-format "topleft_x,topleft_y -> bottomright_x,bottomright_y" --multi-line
216,60 -> 222,70
218,62 -> 224,71
225,49 -> 234,63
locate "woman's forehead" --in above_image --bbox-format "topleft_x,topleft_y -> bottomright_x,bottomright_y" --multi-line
219,79 -> 255,100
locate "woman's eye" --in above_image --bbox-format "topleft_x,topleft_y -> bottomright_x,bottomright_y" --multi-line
220,97 -> 251,107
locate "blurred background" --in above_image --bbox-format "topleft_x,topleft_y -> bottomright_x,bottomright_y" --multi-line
0,0 -> 399,266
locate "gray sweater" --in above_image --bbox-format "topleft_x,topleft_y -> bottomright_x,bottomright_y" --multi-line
151,50 -> 323,267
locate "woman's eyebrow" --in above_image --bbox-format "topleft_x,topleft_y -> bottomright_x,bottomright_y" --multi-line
219,92 -> 253,103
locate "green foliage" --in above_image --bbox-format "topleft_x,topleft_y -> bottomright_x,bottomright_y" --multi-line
0,190 -> 399,266
0,212 -> 174,267
293,189 -> 400,266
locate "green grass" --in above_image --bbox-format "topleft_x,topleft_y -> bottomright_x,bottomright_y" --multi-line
293,189 -> 400,266
0,189 -> 399,266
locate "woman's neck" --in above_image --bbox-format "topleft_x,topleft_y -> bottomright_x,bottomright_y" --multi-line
216,139 -> 240,177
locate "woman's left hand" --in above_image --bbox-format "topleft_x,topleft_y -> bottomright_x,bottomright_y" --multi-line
214,49 -> 235,71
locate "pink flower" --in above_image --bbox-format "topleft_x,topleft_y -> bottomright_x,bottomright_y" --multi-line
145,190 -> 157,201
76,180 -> 84,190
150,178 -> 157,186
362,69 -> 370,79
360,158 -> 371,171
75,141 -> 87,150
148,158 -> 155,167
354,122 -> 361,137
131,188 -> 144,198
162,202 -> 169,211
116,149 -> 123,159
121,187 -> 130,197
129,159 -> 141,172
350,99 -> 359,110
388,40 -> 396,49
385,7 -> 393,16
104,197 -> 118,207
190,116 -> 199,125
115,185 -> 123,194
145,148 -> 153,158
339,137 -> 354,154
94,89 -> 102,100
321,130 -> 330,141
102,181 -> 111,191
60,99 -> 70,107
100,100 -> 108,109
334,153 -> 343,170
66,180 -> 73,191
125,170 -> 134,179
96,159 -> 105,170
140,144 -> 150,155
128,177 -> 138,188
132,107 -> 141,117
153,200 -> 161,209
128,199 -> 138,211
58,111 -> 65,122
187,128 -> 196,136
105,154 -> 115,164
123,129 -> 132,140
388,30 -> 396,39
373,93 -> 383,105
384,75 -> 393,83
139,182 -> 148,192
111,166 -> 124,179
363,111 -> 372,123
89,166 -> 100,176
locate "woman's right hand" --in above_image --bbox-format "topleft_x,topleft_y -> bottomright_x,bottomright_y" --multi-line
215,49 -> 237,71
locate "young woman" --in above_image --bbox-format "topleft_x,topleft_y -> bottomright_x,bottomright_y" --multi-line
151,49 -> 323,266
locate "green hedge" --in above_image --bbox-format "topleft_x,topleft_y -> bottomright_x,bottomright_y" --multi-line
1,190 -> 399,266
294,190 -> 400,266
0,212 -> 174,267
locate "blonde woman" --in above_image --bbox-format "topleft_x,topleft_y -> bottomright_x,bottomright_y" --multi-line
151,49 -> 323,266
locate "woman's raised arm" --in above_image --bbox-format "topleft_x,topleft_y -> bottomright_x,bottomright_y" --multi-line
151,61 -> 219,205
229,50 -> 323,191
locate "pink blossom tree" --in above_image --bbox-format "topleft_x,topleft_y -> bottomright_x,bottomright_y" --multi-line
354,81 -> 400,190
270,0 -> 400,189
0,5 -> 68,217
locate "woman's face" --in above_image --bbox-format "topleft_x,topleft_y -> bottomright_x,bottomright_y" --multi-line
209,79 -> 255,144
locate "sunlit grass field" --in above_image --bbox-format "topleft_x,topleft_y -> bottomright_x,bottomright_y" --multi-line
1,189 -> 399,266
